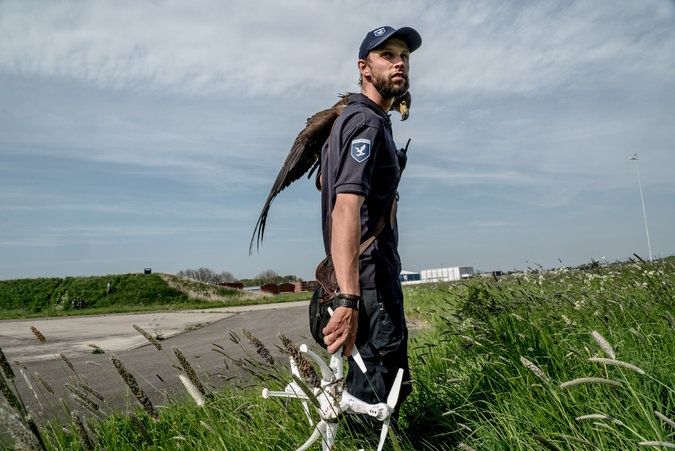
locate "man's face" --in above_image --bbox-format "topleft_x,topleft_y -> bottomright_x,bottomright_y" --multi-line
362,38 -> 410,99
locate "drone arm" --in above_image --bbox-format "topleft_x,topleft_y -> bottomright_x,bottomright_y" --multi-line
296,421 -> 323,451
296,420 -> 337,451
261,388 -> 309,400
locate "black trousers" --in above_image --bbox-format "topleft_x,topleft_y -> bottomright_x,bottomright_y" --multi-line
346,282 -> 411,413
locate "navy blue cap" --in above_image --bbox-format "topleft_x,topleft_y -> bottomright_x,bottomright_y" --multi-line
358,26 -> 422,59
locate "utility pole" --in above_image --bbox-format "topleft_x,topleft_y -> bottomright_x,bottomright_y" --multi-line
628,153 -> 653,261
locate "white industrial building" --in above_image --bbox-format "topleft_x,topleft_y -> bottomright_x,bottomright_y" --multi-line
399,270 -> 421,284
419,266 -> 474,283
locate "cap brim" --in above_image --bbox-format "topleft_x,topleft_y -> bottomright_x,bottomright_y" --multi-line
388,27 -> 422,53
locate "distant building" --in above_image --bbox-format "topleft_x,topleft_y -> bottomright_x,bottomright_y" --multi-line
278,282 -> 297,293
400,270 -> 421,284
260,283 -> 279,294
420,266 -> 474,283
217,282 -> 244,290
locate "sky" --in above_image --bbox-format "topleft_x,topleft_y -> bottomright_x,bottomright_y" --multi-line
1,0 -> 674,281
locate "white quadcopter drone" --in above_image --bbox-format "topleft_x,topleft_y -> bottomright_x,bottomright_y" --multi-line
262,310 -> 404,451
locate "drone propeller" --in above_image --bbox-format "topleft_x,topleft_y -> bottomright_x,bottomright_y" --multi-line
377,368 -> 404,451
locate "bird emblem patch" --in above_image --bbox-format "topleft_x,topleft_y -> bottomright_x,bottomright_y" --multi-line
351,138 -> 371,163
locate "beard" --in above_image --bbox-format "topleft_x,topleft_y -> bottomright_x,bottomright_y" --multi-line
372,72 -> 409,100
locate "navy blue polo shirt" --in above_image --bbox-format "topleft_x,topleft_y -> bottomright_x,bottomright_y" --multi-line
321,93 -> 402,289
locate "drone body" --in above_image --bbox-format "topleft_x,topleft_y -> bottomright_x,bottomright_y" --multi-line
262,343 -> 404,451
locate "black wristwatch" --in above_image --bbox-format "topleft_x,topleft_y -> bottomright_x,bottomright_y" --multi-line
333,293 -> 360,310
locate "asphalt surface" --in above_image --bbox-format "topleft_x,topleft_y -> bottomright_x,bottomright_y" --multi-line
0,301 -> 312,423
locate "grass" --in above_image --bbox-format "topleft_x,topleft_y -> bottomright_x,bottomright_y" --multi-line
400,259 -> 675,449
0,273 -> 310,320
1,258 -> 673,450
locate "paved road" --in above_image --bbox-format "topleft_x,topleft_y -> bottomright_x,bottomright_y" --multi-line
0,301 -> 312,423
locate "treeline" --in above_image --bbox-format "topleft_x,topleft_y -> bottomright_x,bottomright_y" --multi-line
176,268 -> 236,284
176,268 -> 301,287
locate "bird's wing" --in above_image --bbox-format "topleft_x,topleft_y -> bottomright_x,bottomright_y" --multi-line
249,95 -> 350,253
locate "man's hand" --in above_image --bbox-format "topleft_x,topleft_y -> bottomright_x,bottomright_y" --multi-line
323,306 -> 359,356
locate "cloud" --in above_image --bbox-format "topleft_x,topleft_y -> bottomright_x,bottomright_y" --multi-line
414,1 -> 675,94
0,0 -> 361,95
1,1 -> 673,97
1,1 -> 674,279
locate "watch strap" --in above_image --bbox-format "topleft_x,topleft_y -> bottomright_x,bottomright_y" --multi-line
333,293 -> 360,310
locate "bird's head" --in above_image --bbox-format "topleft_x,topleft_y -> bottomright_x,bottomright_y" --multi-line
390,91 -> 412,121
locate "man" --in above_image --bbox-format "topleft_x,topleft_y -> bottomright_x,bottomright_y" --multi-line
320,26 -> 422,412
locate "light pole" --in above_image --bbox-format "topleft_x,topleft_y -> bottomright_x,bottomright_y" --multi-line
628,153 -> 653,261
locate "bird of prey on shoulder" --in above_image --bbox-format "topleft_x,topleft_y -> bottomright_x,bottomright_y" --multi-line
249,91 -> 412,254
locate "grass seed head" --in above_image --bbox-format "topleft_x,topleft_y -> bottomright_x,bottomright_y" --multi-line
0,405 -> 43,451
178,374 -> 205,407
588,357 -> 645,375
65,383 -> 100,413
534,434 -> 563,451
110,355 -> 158,420
278,333 -> 320,388
560,377 -> 622,389
18,368 -> 41,408
130,413 -> 153,444
71,411 -> 95,451
30,326 -> 46,343
0,347 -> 15,380
78,381 -> 105,402
133,324 -> 163,351
638,441 -> 675,448
458,443 -> 477,451
0,372 -> 25,415
173,347 -> 207,396
228,330 -> 241,344
576,413 -> 611,421
655,411 -> 675,430
520,356 -> 549,382
591,330 -> 616,359
33,372 -> 54,394
59,353 -> 76,374
554,434 -> 595,446
70,393 -> 100,416
242,328 -> 276,366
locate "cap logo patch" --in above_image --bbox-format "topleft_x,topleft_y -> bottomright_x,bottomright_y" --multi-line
374,27 -> 386,37
351,138 -> 371,163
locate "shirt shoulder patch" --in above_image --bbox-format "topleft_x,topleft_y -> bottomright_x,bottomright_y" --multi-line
350,138 -> 371,163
